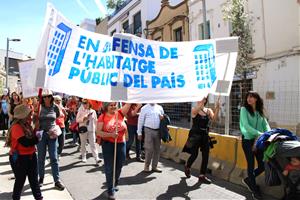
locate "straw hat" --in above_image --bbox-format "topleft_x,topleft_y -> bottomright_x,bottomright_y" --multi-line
42,89 -> 53,96
13,104 -> 32,120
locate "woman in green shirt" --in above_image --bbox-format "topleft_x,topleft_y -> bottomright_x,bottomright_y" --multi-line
240,91 -> 270,200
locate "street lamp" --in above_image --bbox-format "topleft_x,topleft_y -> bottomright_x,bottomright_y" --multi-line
5,38 -> 21,89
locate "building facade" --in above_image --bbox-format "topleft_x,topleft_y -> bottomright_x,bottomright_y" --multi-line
0,49 -> 30,94
106,0 -> 183,37
146,0 -> 189,41
188,0 -> 300,133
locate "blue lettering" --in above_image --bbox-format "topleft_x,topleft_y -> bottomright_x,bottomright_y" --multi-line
123,74 -> 133,87
91,72 -> 100,84
177,75 -> 185,87
80,70 -> 92,83
73,51 -> 81,65
145,46 -> 155,58
147,61 -> 156,74
106,56 -> 114,69
140,75 -> 148,88
97,57 -> 105,69
170,47 -> 178,59
68,67 -> 80,79
115,55 -> 123,69
78,35 -> 86,49
138,43 -> 145,57
112,37 -> 121,51
122,57 -> 131,71
133,75 -> 141,88
159,46 -> 169,59
86,38 -> 100,52
110,73 -> 118,86
121,39 -> 129,53
85,54 -> 97,69
161,76 -> 171,88
138,59 -> 148,73
129,41 -> 138,55
151,76 -> 161,88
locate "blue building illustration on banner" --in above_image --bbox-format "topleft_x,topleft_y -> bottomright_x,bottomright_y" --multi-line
193,44 -> 216,89
47,23 -> 72,76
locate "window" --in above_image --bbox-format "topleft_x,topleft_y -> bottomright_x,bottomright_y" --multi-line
198,20 -> 211,40
174,27 -> 183,41
110,29 -> 116,36
133,11 -> 141,35
122,20 -> 129,33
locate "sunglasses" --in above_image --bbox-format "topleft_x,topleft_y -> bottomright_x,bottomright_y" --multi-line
43,95 -> 52,98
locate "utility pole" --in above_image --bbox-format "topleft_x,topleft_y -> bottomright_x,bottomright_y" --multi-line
202,0 -> 207,39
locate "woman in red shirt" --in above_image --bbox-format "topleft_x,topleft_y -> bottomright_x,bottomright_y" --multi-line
96,102 -> 130,200
6,104 -> 43,200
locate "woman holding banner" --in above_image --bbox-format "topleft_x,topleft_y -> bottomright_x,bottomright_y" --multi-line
183,96 -> 220,184
96,102 -> 130,200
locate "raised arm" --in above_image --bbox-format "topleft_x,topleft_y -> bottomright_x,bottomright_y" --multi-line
121,103 -> 131,116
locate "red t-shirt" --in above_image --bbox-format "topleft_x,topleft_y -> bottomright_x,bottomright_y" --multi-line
98,110 -> 127,143
126,104 -> 140,126
9,124 -> 36,155
56,107 -> 65,128
285,163 -> 300,172
89,100 -> 102,112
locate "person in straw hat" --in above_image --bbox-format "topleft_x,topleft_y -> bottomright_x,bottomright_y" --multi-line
6,104 -> 43,200
36,90 -> 65,191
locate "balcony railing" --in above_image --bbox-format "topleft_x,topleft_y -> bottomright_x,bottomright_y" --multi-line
108,0 -> 134,20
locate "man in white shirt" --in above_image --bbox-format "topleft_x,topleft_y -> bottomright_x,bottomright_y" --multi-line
137,103 -> 164,173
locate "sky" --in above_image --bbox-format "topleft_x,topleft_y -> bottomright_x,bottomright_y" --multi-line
0,0 -> 109,58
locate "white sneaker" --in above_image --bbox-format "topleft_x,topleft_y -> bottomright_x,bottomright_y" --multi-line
82,157 -> 87,163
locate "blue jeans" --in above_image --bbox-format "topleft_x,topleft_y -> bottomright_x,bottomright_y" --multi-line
37,131 -> 60,183
102,141 -> 126,196
242,138 -> 265,190
57,128 -> 65,155
126,124 -> 141,158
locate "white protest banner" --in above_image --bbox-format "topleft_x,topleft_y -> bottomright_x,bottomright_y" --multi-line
34,4 -> 238,103
19,60 -> 38,98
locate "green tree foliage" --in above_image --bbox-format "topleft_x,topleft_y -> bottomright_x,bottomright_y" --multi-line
106,0 -> 125,10
95,17 -> 103,25
222,0 -> 256,78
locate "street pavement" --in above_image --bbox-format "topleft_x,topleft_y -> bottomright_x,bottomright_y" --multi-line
0,135 -> 277,200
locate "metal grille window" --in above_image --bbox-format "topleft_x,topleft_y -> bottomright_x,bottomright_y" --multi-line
122,20 -> 129,33
174,27 -> 183,41
111,29 -> 116,36
133,11 -> 141,35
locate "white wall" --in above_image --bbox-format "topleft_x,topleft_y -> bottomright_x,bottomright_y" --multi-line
107,0 -> 185,38
248,0 -> 299,58
80,18 -> 96,32
188,0 -> 230,41
188,0 -> 300,128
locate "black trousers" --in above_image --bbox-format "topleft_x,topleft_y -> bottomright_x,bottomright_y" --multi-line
186,135 -> 210,175
9,152 -> 43,200
242,138 -> 265,191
